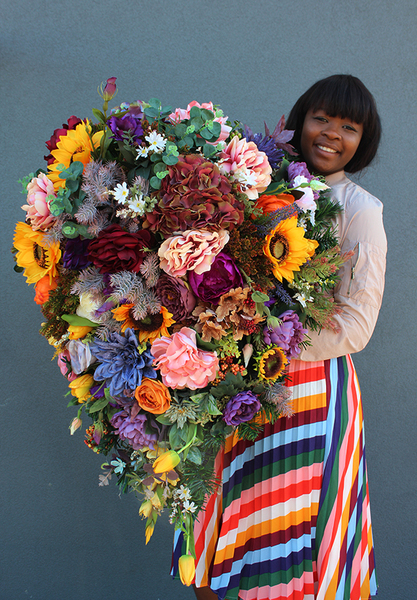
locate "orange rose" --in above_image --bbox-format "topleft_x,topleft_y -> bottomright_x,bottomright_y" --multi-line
34,275 -> 58,305
135,378 -> 171,414
255,193 -> 295,214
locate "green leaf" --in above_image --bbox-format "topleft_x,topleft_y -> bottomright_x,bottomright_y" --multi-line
189,106 -> 201,119
150,176 -> 161,189
153,161 -> 167,173
203,143 -> 217,158
155,414 -> 173,425
61,314 -> 97,327
148,98 -> 162,109
195,332 -> 217,351
92,108 -> 107,125
169,423 -> 183,450
207,121 -> 221,137
162,154 -> 178,166
144,107 -> 160,119
61,222 -> 90,239
252,290 -> 270,303
88,396 -> 110,413
200,108 -> 215,121
186,446 -> 202,465
190,116 -> 204,131
150,152 -> 162,162
175,123 -> 187,138
199,127 -> 214,140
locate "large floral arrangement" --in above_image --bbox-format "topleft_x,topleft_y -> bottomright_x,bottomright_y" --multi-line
13,78 -> 346,586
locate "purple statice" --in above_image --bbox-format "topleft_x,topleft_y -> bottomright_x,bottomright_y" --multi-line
244,125 -> 283,169
90,328 -> 156,396
263,310 -> 307,360
223,391 -> 261,427
62,236 -> 91,270
107,104 -> 144,142
111,408 -> 158,450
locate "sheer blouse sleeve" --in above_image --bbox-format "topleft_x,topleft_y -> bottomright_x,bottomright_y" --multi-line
298,177 -> 387,362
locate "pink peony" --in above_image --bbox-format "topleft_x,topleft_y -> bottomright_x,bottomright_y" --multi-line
151,327 -> 218,390
21,173 -> 57,230
158,229 -> 229,278
168,101 -> 232,143
219,136 -> 272,200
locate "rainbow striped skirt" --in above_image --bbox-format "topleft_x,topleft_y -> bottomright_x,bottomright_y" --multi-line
172,356 -> 377,600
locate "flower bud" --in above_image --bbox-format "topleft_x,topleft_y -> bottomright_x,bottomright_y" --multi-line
153,450 -> 180,474
242,343 -> 253,368
178,554 -> 196,586
69,417 -> 82,435
102,77 -> 117,102
68,324 -> 93,340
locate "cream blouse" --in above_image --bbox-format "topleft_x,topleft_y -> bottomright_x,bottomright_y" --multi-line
299,171 -> 387,362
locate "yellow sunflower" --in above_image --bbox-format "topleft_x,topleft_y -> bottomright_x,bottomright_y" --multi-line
13,222 -> 61,285
263,216 -> 318,283
112,304 -> 175,343
47,121 -> 104,191
258,346 -> 288,383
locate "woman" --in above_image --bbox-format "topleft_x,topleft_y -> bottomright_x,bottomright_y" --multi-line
184,74 -> 387,600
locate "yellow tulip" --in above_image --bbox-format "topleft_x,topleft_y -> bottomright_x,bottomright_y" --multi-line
68,325 -> 93,340
69,374 -> 94,399
153,450 -> 180,474
178,555 -> 196,586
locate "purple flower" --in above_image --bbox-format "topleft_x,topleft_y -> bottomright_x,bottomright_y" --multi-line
107,112 -> 143,142
263,310 -> 307,360
223,390 -> 261,427
156,274 -> 197,322
62,237 -> 91,270
244,126 -> 284,169
287,161 -> 313,184
111,409 -> 158,450
188,252 -> 243,304
90,328 -> 156,396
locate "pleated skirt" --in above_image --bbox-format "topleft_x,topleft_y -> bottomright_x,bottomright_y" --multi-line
172,356 -> 377,600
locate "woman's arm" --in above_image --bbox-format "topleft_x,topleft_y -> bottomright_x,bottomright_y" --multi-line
299,185 -> 387,362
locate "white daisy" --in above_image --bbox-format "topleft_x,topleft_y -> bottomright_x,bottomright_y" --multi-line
111,182 -> 130,204
136,146 -> 149,159
145,131 -> 167,152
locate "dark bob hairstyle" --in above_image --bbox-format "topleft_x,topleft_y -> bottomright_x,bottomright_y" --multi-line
285,74 -> 381,173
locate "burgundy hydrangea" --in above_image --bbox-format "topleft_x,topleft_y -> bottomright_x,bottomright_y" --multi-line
143,154 -> 245,235
87,224 -> 154,274
188,252 -> 243,304
155,273 -> 197,322
111,409 -> 158,450
223,390 -> 261,427
263,310 -> 307,360
62,236 -> 91,270
44,115 -> 82,164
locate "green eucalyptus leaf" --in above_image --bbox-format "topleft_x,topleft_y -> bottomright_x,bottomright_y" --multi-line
190,116 -> 204,131
199,127 -> 214,140
61,223 -> 79,239
148,98 -> 162,109
189,106 -> 201,119
162,154 -> 178,165
201,108 -> 215,121
150,152 -> 162,162
208,121 -> 221,137
153,162 -> 167,173
144,107 -> 159,119
175,123 -> 187,137
203,143 -> 217,158
150,176 -> 161,189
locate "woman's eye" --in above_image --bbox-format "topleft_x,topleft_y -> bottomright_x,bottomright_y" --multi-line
343,124 -> 357,132
314,116 -> 327,122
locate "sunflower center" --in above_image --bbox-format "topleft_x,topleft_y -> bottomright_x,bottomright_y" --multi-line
33,243 -> 47,268
270,233 -> 289,263
261,348 -> 286,380
132,311 -> 164,332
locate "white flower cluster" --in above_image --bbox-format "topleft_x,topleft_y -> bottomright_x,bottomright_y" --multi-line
169,485 -> 198,523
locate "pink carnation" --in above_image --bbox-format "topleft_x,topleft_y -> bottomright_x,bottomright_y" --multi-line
158,229 -> 229,278
21,173 -> 57,230
219,136 -> 272,200
151,327 -> 219,390
168,101 -> 232,143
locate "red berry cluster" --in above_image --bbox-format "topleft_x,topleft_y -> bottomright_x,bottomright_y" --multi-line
215,356 -> 246,381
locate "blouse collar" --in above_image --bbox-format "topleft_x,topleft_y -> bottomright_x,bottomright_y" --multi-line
324,171 -> 349,186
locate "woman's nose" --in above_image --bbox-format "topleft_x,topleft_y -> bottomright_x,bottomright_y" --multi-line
321,124 -> 341,139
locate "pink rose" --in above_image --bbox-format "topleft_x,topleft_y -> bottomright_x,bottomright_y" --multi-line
151,327 -> 219,389
168,101 -> 232,144
158,229 -> 229,278
57,349 -> 77,381
21,173 -> 57,230
219,136 -> 272,200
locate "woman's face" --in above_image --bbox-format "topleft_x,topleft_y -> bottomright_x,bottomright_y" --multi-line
300,109 -> 363,176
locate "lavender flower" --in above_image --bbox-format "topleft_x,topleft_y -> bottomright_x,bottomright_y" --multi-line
263,310 -> 307,360
90,328 -> 156,396
111,409 -> 158,450
223,390 -> 261,427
